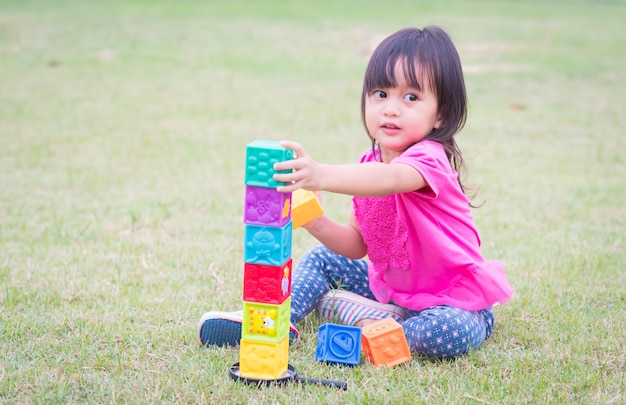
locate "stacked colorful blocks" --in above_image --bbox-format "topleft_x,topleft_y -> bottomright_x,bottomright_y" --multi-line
239,140 -> 294,380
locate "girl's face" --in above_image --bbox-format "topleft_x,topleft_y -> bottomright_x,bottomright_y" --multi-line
364,61 -> 442,162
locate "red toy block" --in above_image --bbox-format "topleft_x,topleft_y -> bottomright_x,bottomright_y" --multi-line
361,318 -> 411,367
242,259 -> 292,305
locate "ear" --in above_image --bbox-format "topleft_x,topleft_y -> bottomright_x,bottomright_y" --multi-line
434,115 -> 443,129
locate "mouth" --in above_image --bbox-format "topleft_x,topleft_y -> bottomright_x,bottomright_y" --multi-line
381,122 -> 400,130
380,122 -> 401,135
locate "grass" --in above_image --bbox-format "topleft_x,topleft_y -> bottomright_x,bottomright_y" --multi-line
1,0 -> 624,403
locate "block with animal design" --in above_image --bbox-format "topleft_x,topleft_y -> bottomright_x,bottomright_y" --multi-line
242,298 -> 291,343
244,222 -> 292,266
361,318 -> 412,367
244,140 -> 294,189
239,336 -> 289,380
244,185 -> 292,227
243,259 -> 292,305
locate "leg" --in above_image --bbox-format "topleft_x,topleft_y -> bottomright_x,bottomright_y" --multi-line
402,306 -> 495,359
198,245 -> 368,347
290,245 -> 372,324
294,247 -> 407,327
317,289 -> 408,326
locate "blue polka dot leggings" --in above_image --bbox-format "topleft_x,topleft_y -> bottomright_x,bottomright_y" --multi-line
290,245 -> 495,359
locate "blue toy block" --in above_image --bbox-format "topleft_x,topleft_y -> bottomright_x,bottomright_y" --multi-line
245,140 -> 294,189
244,222 -> 292,266
316,323 -> 362,366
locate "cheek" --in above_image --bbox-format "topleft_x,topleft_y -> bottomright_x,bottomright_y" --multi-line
364,106 -> 376,129
365,115 -> 379,135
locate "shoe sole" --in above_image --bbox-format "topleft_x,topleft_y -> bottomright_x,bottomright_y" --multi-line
198,312 -> 243,347
198,311 -> 300,347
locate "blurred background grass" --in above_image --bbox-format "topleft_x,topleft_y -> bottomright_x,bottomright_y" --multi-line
1,0 -> 624,403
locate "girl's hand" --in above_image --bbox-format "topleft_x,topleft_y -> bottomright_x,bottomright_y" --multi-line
273,141 -> 324,193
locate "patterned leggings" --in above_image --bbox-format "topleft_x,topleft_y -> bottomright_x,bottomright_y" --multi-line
290,245 -> 495,359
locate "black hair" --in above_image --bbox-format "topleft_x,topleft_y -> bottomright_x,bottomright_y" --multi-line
360,26 -> 475,200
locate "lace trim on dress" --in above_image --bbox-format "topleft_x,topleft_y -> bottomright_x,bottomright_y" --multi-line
354,195 -> 410,272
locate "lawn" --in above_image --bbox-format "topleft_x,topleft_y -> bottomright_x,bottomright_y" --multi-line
1,0 -> 624,403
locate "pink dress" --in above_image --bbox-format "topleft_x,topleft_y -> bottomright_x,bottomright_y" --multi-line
353,141 -> 513,311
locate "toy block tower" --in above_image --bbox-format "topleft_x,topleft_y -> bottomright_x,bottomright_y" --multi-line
316,323 -> 361,366
361,318 -> 412,367
239,140 -> 294,380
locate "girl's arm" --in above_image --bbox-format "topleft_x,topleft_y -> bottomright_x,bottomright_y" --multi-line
302,211 -> 367,260
273,141 -> 426,196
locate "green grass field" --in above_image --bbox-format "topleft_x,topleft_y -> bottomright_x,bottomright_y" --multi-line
1,0 -> 624,403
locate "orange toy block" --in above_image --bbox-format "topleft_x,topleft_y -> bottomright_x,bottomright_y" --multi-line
361,318 -> 411,367
291,189 -> 323,229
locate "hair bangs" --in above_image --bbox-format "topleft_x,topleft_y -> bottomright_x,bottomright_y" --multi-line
363,31 -> 435,94
363,50 -> 400,93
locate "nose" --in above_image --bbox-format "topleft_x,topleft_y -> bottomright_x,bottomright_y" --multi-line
382,99 -> 400,117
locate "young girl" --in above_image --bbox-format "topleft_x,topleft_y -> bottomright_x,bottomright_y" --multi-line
198,26 -> 513,359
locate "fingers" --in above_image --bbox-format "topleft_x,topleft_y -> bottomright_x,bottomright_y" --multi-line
275,183 -> 300,193
273,167 -> 302,188
273,162 -> 308,193
272,140 -> 317,193
313,190 -> 322,204
279,140 -> 306,158
273,140 -> 305,172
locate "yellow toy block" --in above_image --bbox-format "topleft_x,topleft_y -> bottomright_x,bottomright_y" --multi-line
291,189 -> 323,229
239,336 -> 289,380
361,318 -> 412,367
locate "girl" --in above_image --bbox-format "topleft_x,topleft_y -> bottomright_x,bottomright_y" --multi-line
199,26 -> 513,359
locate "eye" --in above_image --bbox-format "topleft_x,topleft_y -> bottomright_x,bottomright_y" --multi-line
404,93 -> 418,102
372,90 -> 387,99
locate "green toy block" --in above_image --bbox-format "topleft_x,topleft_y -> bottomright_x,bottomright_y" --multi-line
245,140 -> 294,189
242,298 -> 291,343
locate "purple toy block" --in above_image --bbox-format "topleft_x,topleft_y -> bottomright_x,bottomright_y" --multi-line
243,186 -> 292,227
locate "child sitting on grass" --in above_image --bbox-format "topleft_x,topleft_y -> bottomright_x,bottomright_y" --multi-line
199,25 -> 513,359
